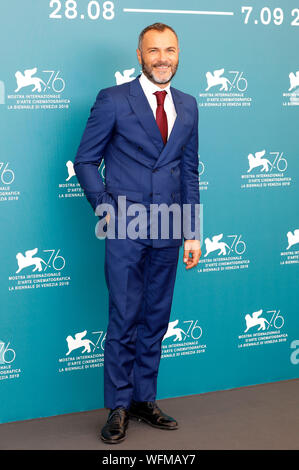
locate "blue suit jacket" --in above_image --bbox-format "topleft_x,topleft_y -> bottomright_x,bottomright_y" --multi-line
74,74 -> 200,247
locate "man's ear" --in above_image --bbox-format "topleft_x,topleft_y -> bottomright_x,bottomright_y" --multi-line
136,48 -> 142,65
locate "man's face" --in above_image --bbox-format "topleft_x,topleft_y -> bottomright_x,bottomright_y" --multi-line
136,28 -> 179,87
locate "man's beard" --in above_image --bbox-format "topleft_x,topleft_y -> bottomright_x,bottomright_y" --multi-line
141,56 -> 179,85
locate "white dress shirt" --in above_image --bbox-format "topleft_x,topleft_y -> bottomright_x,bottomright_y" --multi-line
139,72 -> 177,140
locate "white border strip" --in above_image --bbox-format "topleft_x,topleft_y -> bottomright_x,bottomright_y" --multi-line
123,9 -> 234,16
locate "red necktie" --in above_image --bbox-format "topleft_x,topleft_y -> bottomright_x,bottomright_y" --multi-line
153,90 -> 168,145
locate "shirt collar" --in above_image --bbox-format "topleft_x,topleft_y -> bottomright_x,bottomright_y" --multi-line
139,72 -> 171,95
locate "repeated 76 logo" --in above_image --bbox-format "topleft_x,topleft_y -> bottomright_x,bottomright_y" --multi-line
162,320 -> 202,342
65,329 -> 106,355
14,67 -> 65,93
16,248 -> 65,273
247,149 -> 288,173
0,341 -> 16,364
204,233 -> 246,257
244,309 -> 285,332
205,68 -> 248,92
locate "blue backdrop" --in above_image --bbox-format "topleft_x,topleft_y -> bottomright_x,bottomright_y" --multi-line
0,0 -> 298,423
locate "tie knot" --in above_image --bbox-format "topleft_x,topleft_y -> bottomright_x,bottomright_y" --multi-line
154,90 -> 167,105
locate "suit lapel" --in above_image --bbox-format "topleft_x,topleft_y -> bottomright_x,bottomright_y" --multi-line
127,75 -> 186,168
127,75 -> 164,153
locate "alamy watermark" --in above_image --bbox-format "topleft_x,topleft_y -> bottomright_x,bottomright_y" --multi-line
94,195 -> 201,241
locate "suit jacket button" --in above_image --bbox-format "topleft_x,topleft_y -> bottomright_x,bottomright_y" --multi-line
152,168 -> 157,173
138,146 -> 143,151
149,192 -> 153,197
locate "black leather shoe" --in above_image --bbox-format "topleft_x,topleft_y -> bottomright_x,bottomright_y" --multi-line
100,406 -> 129,444
128,400 -> 179,430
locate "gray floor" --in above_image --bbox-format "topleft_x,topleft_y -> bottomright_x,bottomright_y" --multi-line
0,379 -> 298,450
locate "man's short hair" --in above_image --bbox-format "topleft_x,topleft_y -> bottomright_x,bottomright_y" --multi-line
138,23 -> 179,51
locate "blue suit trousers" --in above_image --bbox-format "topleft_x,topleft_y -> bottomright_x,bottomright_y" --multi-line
103,236 -> 180,410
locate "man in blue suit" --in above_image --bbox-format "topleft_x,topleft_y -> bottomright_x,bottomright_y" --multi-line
74,23 -> 201,444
